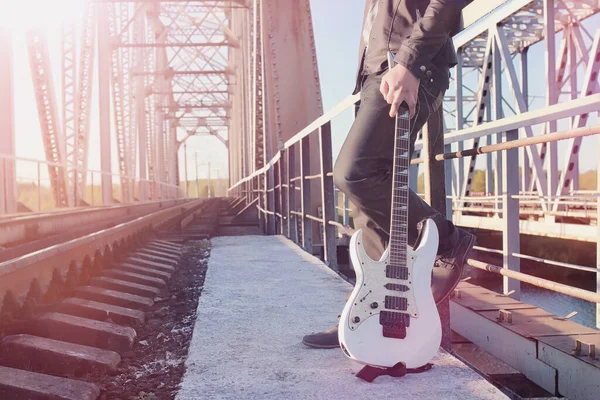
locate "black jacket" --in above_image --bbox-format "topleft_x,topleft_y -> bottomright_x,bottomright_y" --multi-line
354,0 -> 471,95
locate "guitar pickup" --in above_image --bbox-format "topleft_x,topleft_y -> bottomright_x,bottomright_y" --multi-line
386,265 -> 409,280
385,296 -> 408,311
385,283 -> 409,292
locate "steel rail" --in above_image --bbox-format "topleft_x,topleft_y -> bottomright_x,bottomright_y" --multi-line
473,245 -> 598,273
414,94 -> 600,151
0,199 -> 204,305
0,199 -> 190,248
467,258 -> 600,304
435,125 -> 600,161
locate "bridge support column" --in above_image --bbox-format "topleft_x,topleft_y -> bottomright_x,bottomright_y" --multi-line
319,122 -> 337,271
279,150 -> 288,238
503,129 -> 520,298
0,28 -> 17,215
597,134 -> 600,329
286,147 -> 297,243
422,107 -> 450,350
98,3 -> 113,205
300,138 -> 312,254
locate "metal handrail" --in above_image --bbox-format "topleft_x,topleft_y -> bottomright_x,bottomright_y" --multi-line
226,47 -> 600,322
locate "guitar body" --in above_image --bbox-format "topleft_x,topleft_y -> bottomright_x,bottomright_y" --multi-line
339,220 -> 442,369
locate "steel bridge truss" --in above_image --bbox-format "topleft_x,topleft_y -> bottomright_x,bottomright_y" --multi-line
438,0 -> 600,238
0,0 -> 234,210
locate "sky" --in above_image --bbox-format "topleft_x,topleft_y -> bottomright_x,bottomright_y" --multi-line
2,0 -> 599,189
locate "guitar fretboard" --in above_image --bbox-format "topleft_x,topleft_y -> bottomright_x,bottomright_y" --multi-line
388,111 -> 410,269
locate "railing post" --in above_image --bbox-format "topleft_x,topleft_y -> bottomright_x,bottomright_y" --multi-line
597,132 -> 600,329
444,142 -> 454,220
258,174 -> 265,233
38,162 -> 42,211
300,136 -> 312,253
287,145 -> 297,243
503,129 -> 521,298
319,122 -> 338,271
422,108 -> 451,350
279,150 -> 288,237
265,165 -> 276,235
343,193 -> 349,226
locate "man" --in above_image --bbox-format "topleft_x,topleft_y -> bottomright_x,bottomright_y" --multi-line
302,0 -> 475,349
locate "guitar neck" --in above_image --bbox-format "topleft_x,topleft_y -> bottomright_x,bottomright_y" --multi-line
389,111 -> 410,267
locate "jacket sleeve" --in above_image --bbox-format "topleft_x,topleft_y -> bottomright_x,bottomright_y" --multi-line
394,0 -> 470,76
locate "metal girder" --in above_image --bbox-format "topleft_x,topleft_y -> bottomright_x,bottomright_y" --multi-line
527,21 -> 571,194
252,0 -> 264,170
74,3 -> 96,204
98,1 -> 113,204
107,2 -> 135,202
27,31 -> 70,208
93,0 -> 248,4
459,33 -> 493,203
493,25 -> 549,210
456,0 -> 600,67
116,42 -> 233,47
554,25 -> 600,205
0,28 -> 17,214
61,21 -> 76,207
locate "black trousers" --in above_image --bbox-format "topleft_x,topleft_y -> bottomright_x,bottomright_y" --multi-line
333,71 -> 457,261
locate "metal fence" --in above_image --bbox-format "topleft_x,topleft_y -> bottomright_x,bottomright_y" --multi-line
0,153 -> 182,213
228,88 -> 600,328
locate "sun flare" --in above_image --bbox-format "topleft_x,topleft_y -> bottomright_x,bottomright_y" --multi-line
0,0 -> 84,31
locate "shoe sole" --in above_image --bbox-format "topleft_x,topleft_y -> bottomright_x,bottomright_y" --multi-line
435,234 -> 476,306
301,339 -> 339,349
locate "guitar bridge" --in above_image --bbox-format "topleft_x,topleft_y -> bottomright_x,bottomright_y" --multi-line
382,325 -> 407,339
380,310 -> 410,340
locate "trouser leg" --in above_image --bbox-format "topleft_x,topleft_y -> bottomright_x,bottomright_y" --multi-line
333,72 -> 456,261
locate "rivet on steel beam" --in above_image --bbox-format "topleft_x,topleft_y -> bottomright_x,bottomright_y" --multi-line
497,309 -> 512,324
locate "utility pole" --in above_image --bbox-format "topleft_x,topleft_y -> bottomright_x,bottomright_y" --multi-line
184,142 -> 189,197
207,161 -> 211,198
195,152 -> 199,198
216,169 -> 220,197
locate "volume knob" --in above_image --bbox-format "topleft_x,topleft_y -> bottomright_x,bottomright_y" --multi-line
353,316 -> 361,323
370,302 -> 379,309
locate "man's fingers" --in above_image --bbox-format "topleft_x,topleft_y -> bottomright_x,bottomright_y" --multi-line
386,89 -> 396,106
389,93 -> 401,118
380,79 -> 389,97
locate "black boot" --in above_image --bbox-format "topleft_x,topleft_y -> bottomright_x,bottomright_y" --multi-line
302,324 -> 339,349
431,228 -> 476,304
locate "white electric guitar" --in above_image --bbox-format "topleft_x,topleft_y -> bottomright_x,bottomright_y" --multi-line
338,80 -> 442,369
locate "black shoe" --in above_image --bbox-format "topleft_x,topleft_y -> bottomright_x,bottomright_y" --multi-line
432,228 -> 476,305
302,324 -> 339,349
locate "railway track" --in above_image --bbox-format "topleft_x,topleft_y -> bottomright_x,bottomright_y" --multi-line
0,197 -> 227,399
0,200 -> 192,259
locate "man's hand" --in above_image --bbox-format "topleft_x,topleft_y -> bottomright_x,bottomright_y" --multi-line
379,64 -> 419,118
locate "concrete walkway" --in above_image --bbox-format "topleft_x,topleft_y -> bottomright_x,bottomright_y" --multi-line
176,236 -> 507,400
